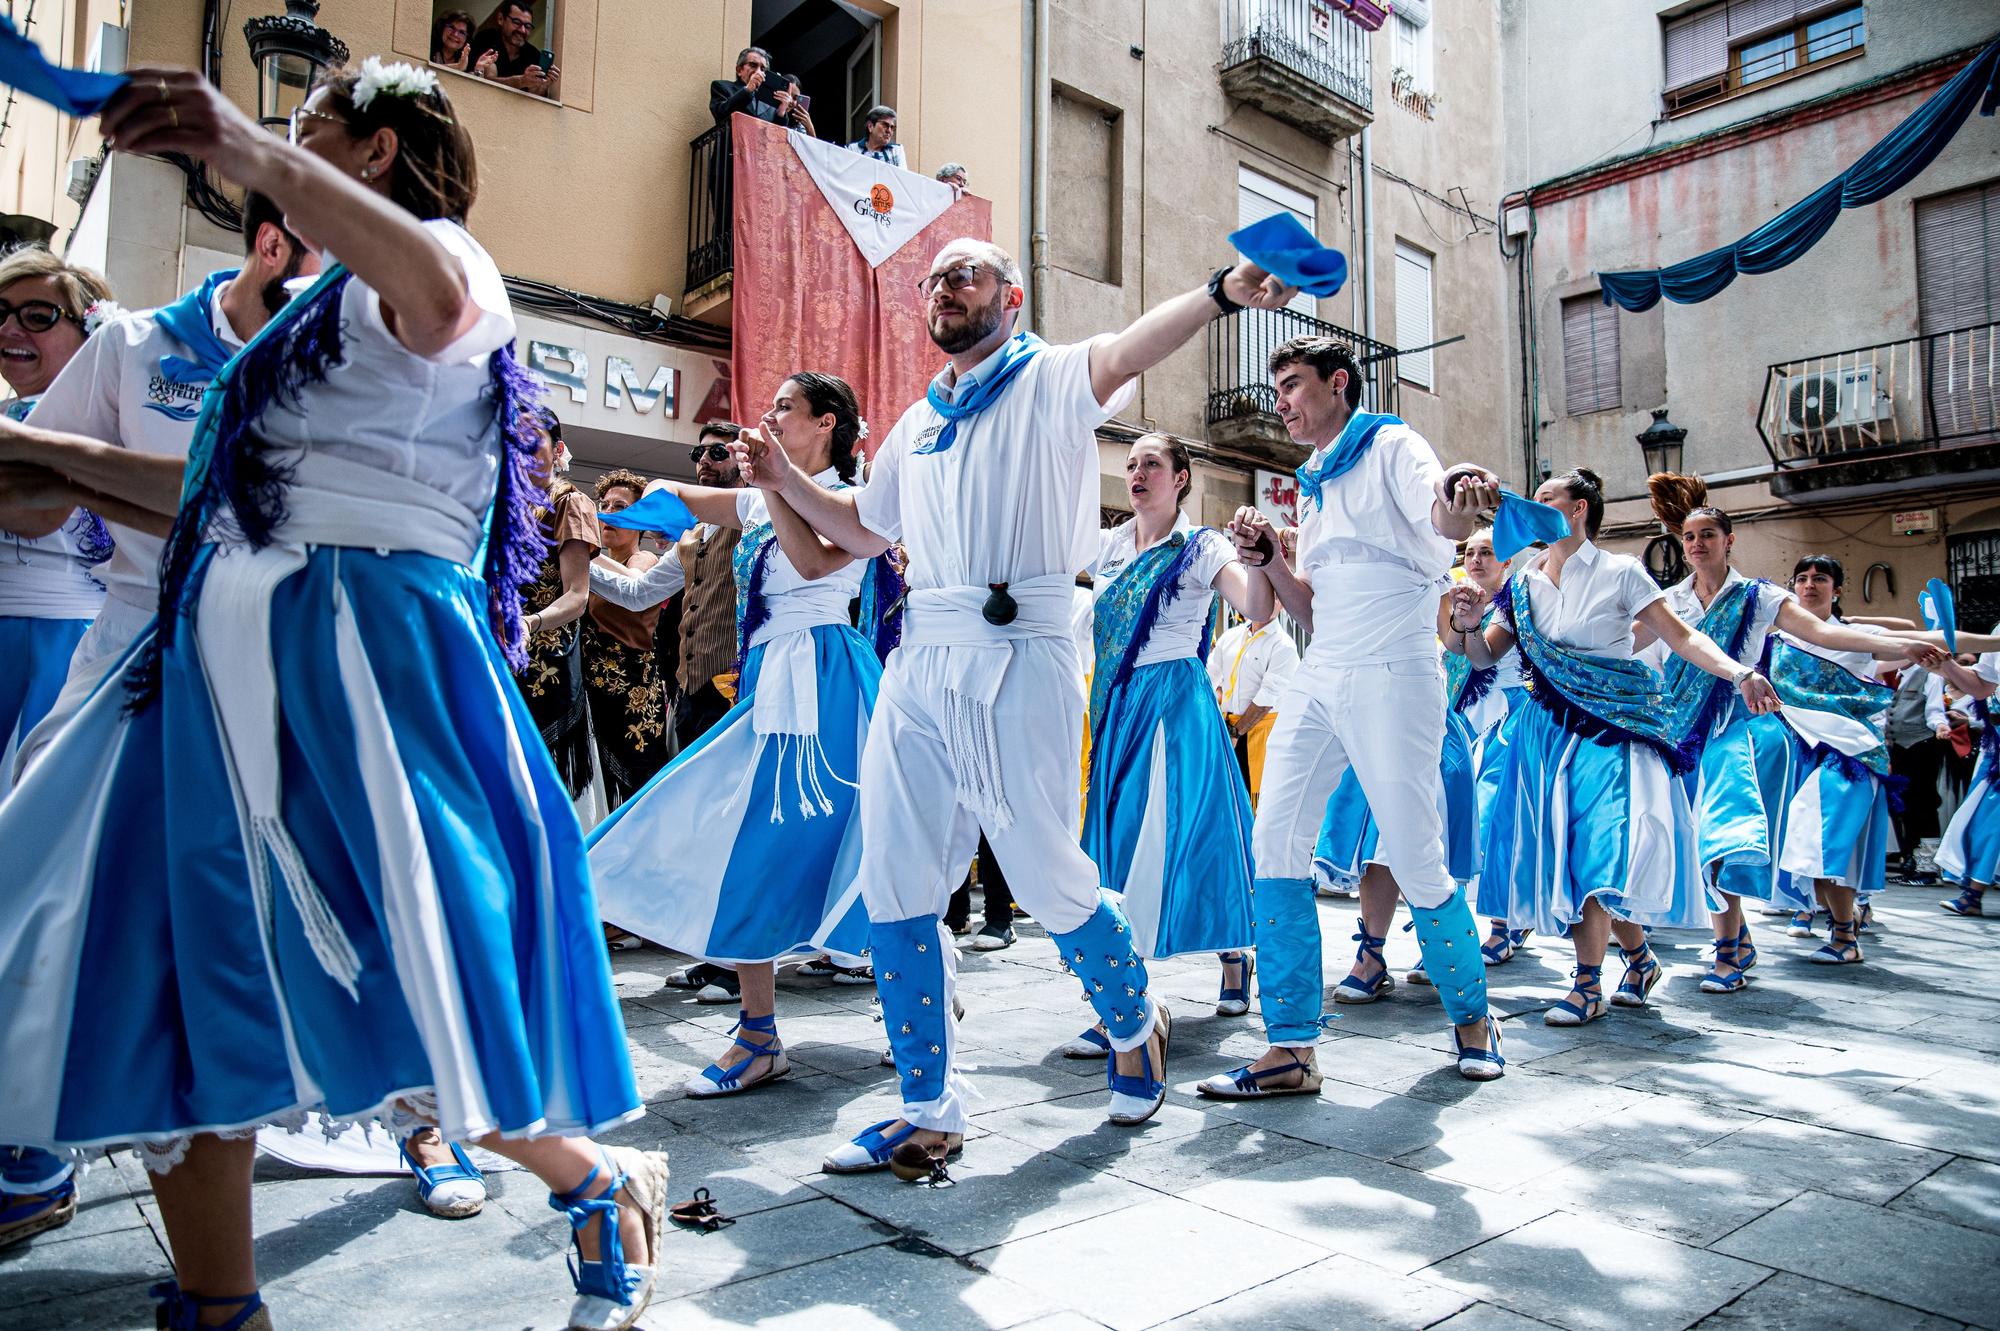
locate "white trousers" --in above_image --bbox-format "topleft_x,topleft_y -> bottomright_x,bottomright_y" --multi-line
1253,655 -> 1453,910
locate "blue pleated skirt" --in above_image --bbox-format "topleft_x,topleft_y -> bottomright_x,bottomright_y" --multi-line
1939,755 -> 2000,889
1312,707 -> 1481,891
0,614 -> 89,760
1691,703 -> 1802,908
1476,694 -> 1703,935
0,546 -> 641,1152
1083,656 -> 1254,959
587,624 -> 877,964
1775,740 -> 1890,904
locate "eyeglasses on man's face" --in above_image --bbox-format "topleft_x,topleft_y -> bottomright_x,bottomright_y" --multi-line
690,443 -> 733,464
0,299 -> 70,334
918,264 -> 984,299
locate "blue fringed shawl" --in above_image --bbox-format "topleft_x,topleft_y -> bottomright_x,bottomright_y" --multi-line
1088,527 -> 1220,745
1762,636 -> 1896,777
126,263 -> 549,709
1444,607 -> 1498,714
856,551 -> 907,663
1497,573 -> 1729,775
1656,578 -> 1767,745
731,522 -> 779,675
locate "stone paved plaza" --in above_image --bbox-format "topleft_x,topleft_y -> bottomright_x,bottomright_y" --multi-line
5,887 -> 1998,1330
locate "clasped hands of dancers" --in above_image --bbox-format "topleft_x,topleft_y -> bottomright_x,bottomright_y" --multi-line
4,49 -> 1997,1331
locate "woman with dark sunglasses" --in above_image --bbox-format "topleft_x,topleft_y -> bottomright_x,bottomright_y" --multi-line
0,246 -> 116,777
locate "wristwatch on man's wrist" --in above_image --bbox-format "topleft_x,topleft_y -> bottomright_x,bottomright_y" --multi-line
1732,666 -> 1756,688
1207,265 -> 1243,315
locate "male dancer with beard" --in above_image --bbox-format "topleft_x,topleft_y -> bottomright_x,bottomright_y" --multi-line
0,192 -> 316,774
0,194 -> 315,1248
738,237 -> 1297,1179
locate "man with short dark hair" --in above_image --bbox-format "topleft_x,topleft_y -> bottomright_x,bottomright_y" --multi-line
847,106 -> 906,168
470,0 -> 559,97
709,46 -> 811,131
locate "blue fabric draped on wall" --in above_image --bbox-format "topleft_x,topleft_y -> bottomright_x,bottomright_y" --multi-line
1598,36 -> 2000,314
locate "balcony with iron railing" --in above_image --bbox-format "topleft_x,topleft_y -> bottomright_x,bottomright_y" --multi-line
1757,321 -> 2000,500
1220,0 -> 1374,144
1206,306 -> 1398,467
685,123 -> 734,322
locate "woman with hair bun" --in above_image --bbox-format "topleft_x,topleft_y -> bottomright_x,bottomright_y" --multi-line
586,371 -> 878,1102
0,59 -> 666,1331
1053,434 -> 1266,1066
1642,481 -> 1938,989
1453,468 -> 1784,1027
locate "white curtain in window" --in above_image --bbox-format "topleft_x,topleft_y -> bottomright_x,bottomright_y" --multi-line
1395,242 -> 1434,388
1392,12 -> 1434,93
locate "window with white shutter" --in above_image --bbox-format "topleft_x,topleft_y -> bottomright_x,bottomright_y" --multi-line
1391,3 -> 1433,95
1395,242 -> 1434,389
1916,180 -> 2000,439
1561,294 -> 1621,415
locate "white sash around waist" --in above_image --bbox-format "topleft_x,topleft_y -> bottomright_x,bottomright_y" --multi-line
896,573 -> 1076,829
192,454 -> 490,1003
748,581 -> 855,738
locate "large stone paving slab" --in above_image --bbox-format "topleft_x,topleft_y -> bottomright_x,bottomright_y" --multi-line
1423,1211 -> 1770,1331
1155,1252 -> 1472,1329
1711,1191 -> 2000,1327
1687,1271 -> 1966,1331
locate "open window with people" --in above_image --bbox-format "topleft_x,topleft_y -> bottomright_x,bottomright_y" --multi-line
430,0 -> 560,101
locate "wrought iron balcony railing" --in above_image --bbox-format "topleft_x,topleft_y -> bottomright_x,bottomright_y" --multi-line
1221,0 -> 1374,142
687,124 -> 733,296
1207,305 -> 1399,434
1755,320 -> 1999,465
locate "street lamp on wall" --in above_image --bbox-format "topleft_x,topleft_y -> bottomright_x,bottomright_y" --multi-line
243,1 -> 349,133
1636,407 -> 1687,478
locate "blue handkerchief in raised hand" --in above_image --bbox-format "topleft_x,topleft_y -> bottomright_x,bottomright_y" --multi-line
1227,213 -> 1349,298
599,488 -> 696,540
0,15 -> 128,116
1920,576 -> 1957,654
1491,490 -> 1572,561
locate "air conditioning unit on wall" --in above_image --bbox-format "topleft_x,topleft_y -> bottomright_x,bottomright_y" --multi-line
1778,365 -> 1891,435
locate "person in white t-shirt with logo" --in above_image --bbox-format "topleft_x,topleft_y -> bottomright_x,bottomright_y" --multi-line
0,193 -> 317,779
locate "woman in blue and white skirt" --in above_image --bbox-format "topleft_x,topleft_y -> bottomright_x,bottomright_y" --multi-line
588,373 -> 876,1099
1643,485 -> 1940,990
0,63 -> 665,1331
1058,435 -> 1264,1059
1766,556 -> 1952,965
1938,629 -> 2000,917
1454,469 -> 1783,1028
0,247 -> 115,778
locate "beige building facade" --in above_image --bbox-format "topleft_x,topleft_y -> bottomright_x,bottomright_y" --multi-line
1039,0 -> 1514,528
1499,0 -> 2000,627
2,0 -> 1029,482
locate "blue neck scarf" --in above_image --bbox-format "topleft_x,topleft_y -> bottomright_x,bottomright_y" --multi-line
1295,411 -> 1402,510
153,269 -> 241,386
917,332 -> 1046,455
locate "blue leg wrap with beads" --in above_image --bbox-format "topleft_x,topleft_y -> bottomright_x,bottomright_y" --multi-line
1410,890 -> 1489,1027
1051,897 -> 1151,1046
1251,877 -> 1327,1045
871,915 -> 950,1104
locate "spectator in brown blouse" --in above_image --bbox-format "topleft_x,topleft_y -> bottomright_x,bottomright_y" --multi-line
585,469 -> 670,810
516,410 -> 599,804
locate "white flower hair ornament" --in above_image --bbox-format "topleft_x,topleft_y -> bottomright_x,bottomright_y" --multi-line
855,418 -> 870,442
81,300 -> 124,337
351,57 -> 441,112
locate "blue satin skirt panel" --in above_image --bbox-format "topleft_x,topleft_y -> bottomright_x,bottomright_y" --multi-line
588,624 -> 878,964
0,614 -> 89,754
1083,656 -> 1254,959
1696,704 -> 1801,907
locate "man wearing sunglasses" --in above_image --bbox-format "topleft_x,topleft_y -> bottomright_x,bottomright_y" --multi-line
0,193 -> 316,779
738,236 -> 1300,1179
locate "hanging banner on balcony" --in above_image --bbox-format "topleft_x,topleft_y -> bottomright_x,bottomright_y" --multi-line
788,128 -> 958,268
730,115 -> 991,459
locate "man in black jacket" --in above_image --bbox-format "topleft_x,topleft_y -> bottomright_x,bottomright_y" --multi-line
709,46 -> 811,131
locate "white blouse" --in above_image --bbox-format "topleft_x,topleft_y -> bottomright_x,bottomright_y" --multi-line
1093,515 -> 1236,668
251,219 -> 516,519
1517,540 -> 1665,660
1643,567 -> 1789,673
